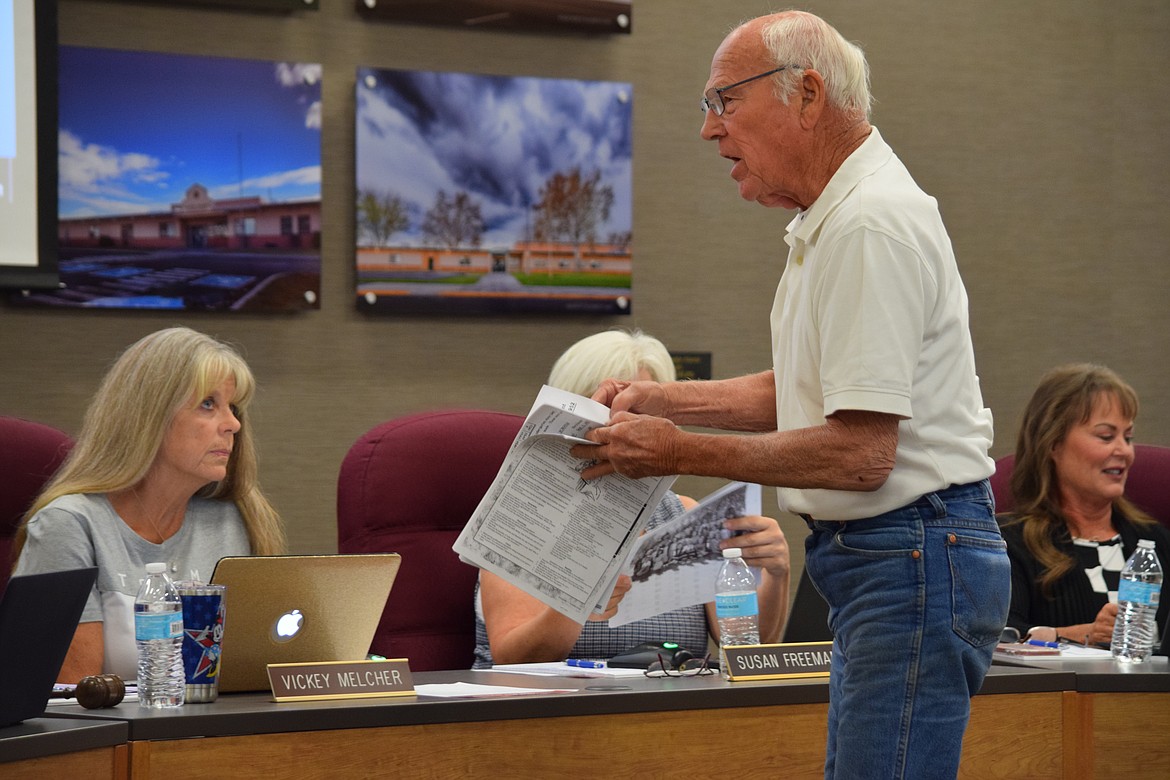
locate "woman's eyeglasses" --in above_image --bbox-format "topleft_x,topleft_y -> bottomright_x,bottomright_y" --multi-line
644,653 -> 716,678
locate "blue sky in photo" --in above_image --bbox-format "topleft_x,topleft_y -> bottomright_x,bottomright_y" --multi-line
356,67 -> 633,249
58,46 -> 321,218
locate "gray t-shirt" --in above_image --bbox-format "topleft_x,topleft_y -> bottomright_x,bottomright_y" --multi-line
13,493 -> 250,679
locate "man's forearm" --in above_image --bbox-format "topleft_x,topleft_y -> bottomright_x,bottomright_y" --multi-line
662,370 -> 778,432
670,410 -> 898,491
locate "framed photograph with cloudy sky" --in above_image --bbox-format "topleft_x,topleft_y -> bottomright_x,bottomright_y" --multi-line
17,46 -> 322,312
355,67 -> 633,316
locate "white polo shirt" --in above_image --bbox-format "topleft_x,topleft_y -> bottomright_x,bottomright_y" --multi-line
770,127 -> 994,520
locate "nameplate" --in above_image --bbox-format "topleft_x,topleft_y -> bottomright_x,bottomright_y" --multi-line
723,641 -> 832,681
267,658 -> 415,702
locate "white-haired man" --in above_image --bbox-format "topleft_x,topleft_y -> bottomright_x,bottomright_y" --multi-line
574,11 -> 1010,779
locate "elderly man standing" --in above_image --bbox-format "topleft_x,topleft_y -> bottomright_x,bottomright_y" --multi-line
574,10 -> 1010,779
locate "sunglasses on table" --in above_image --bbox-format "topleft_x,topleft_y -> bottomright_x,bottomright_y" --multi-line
644,652 -> 716,678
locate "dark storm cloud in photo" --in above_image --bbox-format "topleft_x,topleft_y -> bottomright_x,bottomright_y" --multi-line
356,67 -> 632,249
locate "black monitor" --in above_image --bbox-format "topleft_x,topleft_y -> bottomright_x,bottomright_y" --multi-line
0,0 -> 58,290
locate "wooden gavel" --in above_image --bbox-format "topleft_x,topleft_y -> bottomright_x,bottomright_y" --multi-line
49,673 -> 126,708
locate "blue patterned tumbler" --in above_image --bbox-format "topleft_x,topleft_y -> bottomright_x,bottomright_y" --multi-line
176,583 -> 226,703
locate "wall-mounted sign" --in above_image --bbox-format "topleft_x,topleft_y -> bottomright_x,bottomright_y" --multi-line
356,0 -> 630,35
120,0 -> 318,11
671,352 -> 712,381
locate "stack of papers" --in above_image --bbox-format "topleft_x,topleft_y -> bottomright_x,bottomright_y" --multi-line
453,385 -> 763,627
994,643 -> 1113,661
994,642 -> 1060,658
487,661 -> 646,678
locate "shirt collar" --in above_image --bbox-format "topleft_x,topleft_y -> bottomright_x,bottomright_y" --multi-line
785,126 -> 892,248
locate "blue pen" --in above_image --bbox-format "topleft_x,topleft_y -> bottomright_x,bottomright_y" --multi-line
566,658 -> 606,669
1027,639 -> 1060,649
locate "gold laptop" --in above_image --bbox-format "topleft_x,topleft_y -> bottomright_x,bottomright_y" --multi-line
209,553 -> 401,693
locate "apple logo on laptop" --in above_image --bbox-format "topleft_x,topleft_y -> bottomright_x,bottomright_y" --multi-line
271,609 -> 303,643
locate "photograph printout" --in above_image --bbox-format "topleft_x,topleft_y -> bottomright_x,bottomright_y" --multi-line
453,385 -> 675,623
610,482 -> 762,627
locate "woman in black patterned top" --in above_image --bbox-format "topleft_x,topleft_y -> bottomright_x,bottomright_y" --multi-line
999,364 -> 1170,648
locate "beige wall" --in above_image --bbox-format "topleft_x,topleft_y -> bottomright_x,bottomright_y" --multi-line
2,2 -> 1168,587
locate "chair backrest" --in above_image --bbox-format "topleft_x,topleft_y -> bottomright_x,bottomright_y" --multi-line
991,443 -> 1170,529
0,416 -> 73,595
781,567 -> 833,643
336,409 -> 524,671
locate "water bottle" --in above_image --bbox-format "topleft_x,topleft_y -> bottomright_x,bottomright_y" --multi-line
715,547 -> 759,678
135,562 -> 185,707
1111,539 -> 1163,663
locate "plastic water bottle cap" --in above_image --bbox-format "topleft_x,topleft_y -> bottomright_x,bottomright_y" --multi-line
723,547 -> 742,559
145,562 -> 167,574
1138,539 -> 1155,549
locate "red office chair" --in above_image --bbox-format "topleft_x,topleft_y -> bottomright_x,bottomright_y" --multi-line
991,443 -> 1170,528
336,409 -> 524,671
0,416 -> 74,595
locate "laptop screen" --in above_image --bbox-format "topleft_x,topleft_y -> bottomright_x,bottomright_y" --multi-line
209,554 -> 400,693
0,567 -> 97,726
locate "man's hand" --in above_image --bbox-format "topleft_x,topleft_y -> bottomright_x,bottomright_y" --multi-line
570,411 -> 682,480
592,379 -> 669,417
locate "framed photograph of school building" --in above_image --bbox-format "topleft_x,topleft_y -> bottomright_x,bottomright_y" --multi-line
355,67 -> 633,316
17,46 -> 322,312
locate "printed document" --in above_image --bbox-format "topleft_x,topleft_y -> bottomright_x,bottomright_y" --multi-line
610,482 -> 761,626
453,385 -> 676,623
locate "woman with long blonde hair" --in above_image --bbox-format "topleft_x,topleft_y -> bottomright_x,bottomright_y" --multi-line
13,327 -> 284,681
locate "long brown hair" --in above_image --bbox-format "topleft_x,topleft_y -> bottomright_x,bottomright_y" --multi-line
1003,363 -> 1153,595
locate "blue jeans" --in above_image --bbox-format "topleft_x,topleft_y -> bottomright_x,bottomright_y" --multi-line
803,480 -> 1010,780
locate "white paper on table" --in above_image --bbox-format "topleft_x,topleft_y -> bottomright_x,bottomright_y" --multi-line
1059,645 -> 1114,658
609,482 -> 761,627
1047,645 -> 1113,659
415,682 -> 578,698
